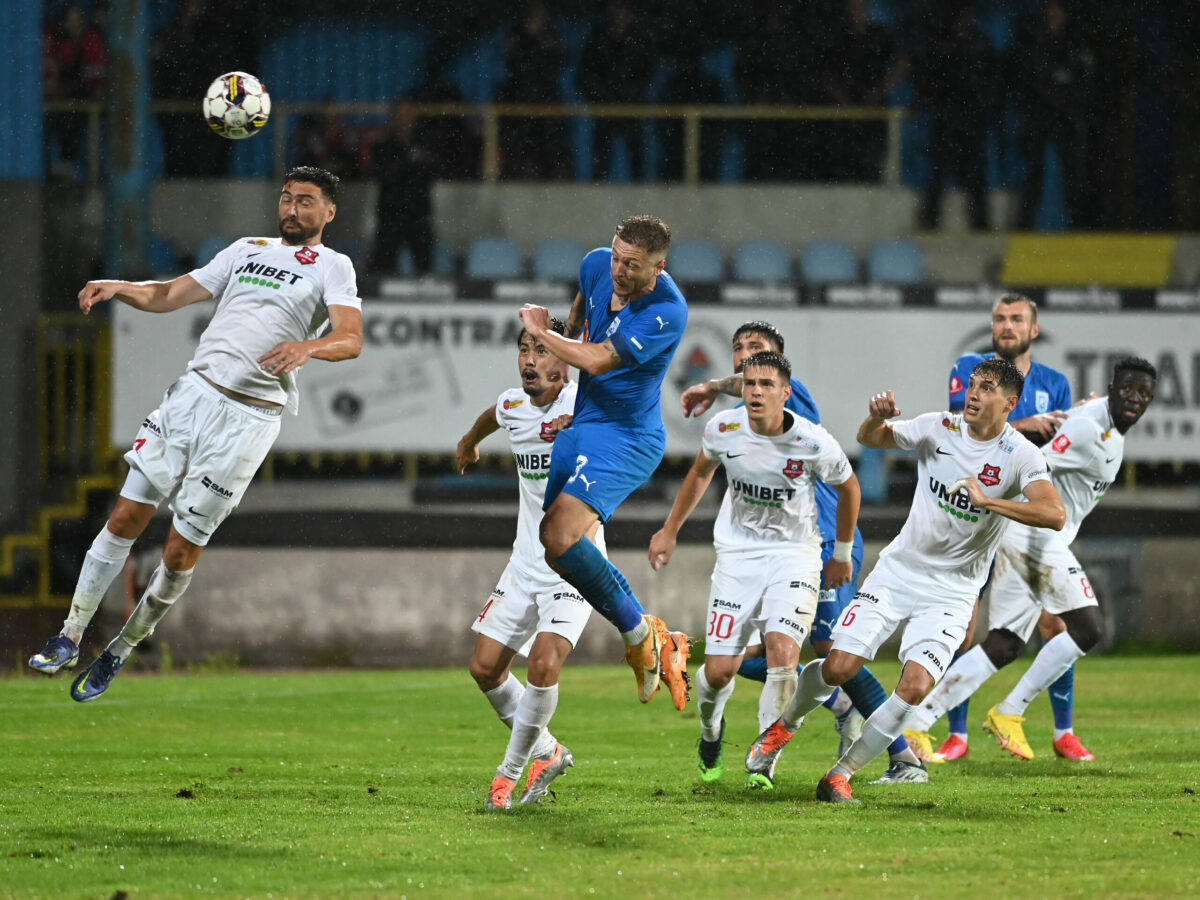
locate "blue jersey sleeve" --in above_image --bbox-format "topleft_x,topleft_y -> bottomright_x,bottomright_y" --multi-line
948,353 -> 979,412
608,298 -> 687,369
786,377 -> 821,423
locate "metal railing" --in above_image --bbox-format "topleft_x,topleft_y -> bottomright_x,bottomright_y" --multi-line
45,99 -> 906,186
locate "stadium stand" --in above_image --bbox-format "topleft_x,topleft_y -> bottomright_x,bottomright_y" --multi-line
465,237 -> 524,280
194,236 -> 234,267
531,239 -> 585,281
867,239 -> 925,284
732,240 -> 790,282
799,240 -> 859,284
667,239 -> 724,283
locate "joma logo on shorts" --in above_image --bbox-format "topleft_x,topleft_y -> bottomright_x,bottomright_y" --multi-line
201,476 -> 233,499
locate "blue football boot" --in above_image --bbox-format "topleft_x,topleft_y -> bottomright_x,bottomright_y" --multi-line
70,650 -> 125,702
28,634 -> 80,675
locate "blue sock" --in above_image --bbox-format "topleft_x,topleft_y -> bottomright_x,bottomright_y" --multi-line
553,536 -> 645,633
737,656 -> 769,683
945,650 -> 970,734
840,664 -> 907,756
822,687 -> 841,710
1049,664 -> 1074,731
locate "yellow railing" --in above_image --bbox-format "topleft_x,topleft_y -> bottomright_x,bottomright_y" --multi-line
46,99 -> 907,187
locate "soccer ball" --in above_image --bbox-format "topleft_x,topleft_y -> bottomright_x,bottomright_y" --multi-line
202,72 -> 271,140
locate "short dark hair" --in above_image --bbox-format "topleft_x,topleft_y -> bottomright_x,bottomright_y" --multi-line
971,357 -> 1024,397
993,292 -> 1038,325
518,316 -> 566,345
1113,356 -> 1157,382
742,351 -> 792,382
733,321 -> 785,354
283,166 -> 341,203
615,215 -> 671,257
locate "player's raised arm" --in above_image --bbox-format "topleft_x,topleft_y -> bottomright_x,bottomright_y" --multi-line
565,291 -> 586,339
519,303 -> 623,376
258,304 -> 363,375
79,274 -> 211,315
961,476 -> 1065,530
456,405 -> 503,474
857,391 -> 902,449
649,451 -> 721,571
681,373 -> 743,418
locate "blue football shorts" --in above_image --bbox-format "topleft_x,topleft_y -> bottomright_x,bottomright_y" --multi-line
543,420 -> 665,523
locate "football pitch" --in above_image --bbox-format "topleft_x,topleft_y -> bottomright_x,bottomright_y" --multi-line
1,656 -> 1197,899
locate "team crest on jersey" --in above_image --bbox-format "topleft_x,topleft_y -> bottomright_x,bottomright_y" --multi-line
503,398 -> 524,410
539,422 -> 556,442
294,246 -> 319,265
718,422 -> 741,433
949,374 -> 963,394
1051,433 -> 1071,453
782,459 -> 804,479
978,463 -> 1001,486
1035,390 -> 1050,413
245,239 -> 270,246
941,417 -> 961,433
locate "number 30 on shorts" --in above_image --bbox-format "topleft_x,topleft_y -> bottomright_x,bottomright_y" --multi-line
707,611 -> 734,639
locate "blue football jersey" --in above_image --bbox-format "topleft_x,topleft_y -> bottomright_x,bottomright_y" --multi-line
948,352 -> 1071,419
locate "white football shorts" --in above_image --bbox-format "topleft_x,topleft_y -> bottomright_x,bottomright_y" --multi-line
831,554 -> 973,681
702,549 -> 821,656
987,539 -> 1098,641
120,372 -> 281,546
471,559 -> 592,652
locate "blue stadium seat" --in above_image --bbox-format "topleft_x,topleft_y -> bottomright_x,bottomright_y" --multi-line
799,240 -> 859,283
867,239 -> 925,284
194,236 -> 235,267
667,240 -> 724,283
148,237 -> 179,275
465,237 -> 524,280
532,239 -> 584,281
733,240 -> 790,281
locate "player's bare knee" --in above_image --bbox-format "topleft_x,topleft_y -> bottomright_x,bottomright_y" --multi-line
1037,611 -> 1067,642
701,659 -> 737,689
819,653 -> 859,686
1062,607 -> 1103,653
468,655 -> 508,691
107,499 -> 154,539
981,628 -> 1024,668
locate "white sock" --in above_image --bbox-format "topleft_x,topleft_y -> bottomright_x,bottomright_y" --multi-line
759,666 -> 798,732
621,617 -> 650,646
1053,728 -> 1073,741
500,683 -> 558,780
63,527 -> 137,644
484,672 -> 524,729
695,665 -> 735,742
832,693 -> 916,778
907,645 -> 997,732
998,633 -> 1085,717
827,686 -> 853,717
109,564 -> 192,660
780,660 -> 835,731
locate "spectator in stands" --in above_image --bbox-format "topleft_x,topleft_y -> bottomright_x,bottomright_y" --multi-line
579,2 -> 655,181
498,1 -> 569,180
1009,0 -> 1094,230
821,0 -> 909,182
736,2 -> 831,182
292,108 -> 360,181
914,0 -> 996,230
43,2 -> 106,179
369,99 -> 437,277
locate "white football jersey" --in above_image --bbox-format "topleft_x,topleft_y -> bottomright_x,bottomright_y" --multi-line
187,237 -> 361,414
881,412 -> 1051,592
702,408 -> 852,555
1005,395 -> 1123,552
494,382 -> 605,573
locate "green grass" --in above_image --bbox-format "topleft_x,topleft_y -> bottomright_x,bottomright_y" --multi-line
1,657 -> 1198,899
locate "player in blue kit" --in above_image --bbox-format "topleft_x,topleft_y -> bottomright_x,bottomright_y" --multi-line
517,215 -> 692,710
681,321 -> 929,783
920,292 -> 1086,762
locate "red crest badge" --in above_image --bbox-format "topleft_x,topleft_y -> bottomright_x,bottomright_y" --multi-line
949,374 -> 963,394
978,464 -> 1001,487
294,246 -> 319,265
782,459 -> 804,479
1051,433 -> 1071,453
539,422 -> 556,443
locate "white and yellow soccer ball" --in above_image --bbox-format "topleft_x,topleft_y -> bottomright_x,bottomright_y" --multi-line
202,71 -> 271,140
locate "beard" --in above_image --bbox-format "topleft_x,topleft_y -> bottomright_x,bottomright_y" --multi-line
992,334 -> 1031,361
279,218 -> 320,245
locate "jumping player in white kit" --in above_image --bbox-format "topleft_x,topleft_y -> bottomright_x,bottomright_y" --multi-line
457,318 -> 598,810
28,167 -> 363,701
903,357 -> 1157,761
648,352 -> 861,788
744,357 -> 1066,803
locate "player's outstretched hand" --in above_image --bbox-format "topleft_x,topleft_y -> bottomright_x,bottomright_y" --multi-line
78,280 -> 122,314
258,341 -> 312,376
822,558 -> 852,590
868,390 -> 900,419
681,381 -> 717,418
1011,411 -> 1067,439
455,438 -> 479,474
518,303 -> 552,337
648,529 -> 677,571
